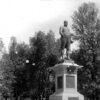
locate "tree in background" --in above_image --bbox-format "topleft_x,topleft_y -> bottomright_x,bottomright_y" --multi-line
0,54 -> 15,100
0,31 -> 60,100
72,2 -> 100,100
12,43 -> 30,100
46,30 -> 60,67
0,38 -> 6,59
29,31 -> 48,100
0,38 -> 13,100
7,37 -> 30,100
28,31 -> 60,100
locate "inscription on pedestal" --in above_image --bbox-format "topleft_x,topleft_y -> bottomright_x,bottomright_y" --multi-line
68,97 -> 79,100
66,75 -> 75,88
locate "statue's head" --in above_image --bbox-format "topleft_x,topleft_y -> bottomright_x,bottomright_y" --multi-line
64,20 -> 68,27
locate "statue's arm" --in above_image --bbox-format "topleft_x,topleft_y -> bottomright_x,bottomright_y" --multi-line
70,33 -> 80,40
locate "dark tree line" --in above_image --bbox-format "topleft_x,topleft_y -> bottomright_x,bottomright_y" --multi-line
0,31 -> 60,100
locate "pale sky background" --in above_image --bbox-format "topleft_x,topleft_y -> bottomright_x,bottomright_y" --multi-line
0,0 -> 100,51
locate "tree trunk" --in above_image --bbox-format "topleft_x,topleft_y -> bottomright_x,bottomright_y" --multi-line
15,96 -> 18,100
4,97 -> 7,100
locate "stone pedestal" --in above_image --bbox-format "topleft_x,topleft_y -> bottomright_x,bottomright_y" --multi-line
49,60 -> 84,100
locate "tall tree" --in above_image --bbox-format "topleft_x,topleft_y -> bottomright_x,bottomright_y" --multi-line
8,37 -> 30,100
0,53 -> 15,100
29,31 -> 48,100
12,43 -> 30,99
46,30 -> 55,55
29,31 -> 59,99
0,39 -> 12,99
46,30 -> 59,67
0,38 -> 6,59
72,2 -> 100,100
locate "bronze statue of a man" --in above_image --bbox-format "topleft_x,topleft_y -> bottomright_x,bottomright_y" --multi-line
59,21 -> 72,60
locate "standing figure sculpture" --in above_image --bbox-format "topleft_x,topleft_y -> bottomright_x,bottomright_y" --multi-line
59,21 -> 72,60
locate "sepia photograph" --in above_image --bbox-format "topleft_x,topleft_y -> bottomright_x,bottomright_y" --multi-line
0,0 -> 100,100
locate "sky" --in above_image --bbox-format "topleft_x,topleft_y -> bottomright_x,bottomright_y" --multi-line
0,0 -> 100,51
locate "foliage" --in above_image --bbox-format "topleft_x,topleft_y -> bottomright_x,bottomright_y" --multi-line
28,31 -> 59,99
0,31 -> 60,100
12,43 -> 30,99
0,39 -> 11,98
72,2 -> 100,99
0,38 -> 5,53
0,54 -> 15,99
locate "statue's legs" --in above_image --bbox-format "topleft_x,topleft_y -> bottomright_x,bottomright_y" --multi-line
60,48 -> 64,59
60,35 -> 71,60
60,37 -> 65,59
65,35 -> 71,59
60,37 -> 66,59
61,49 -> 66,59
66,50 -> 70,59
61,49 -> 70,60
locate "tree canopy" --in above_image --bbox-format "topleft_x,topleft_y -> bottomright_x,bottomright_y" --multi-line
71,2 -> 100,100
